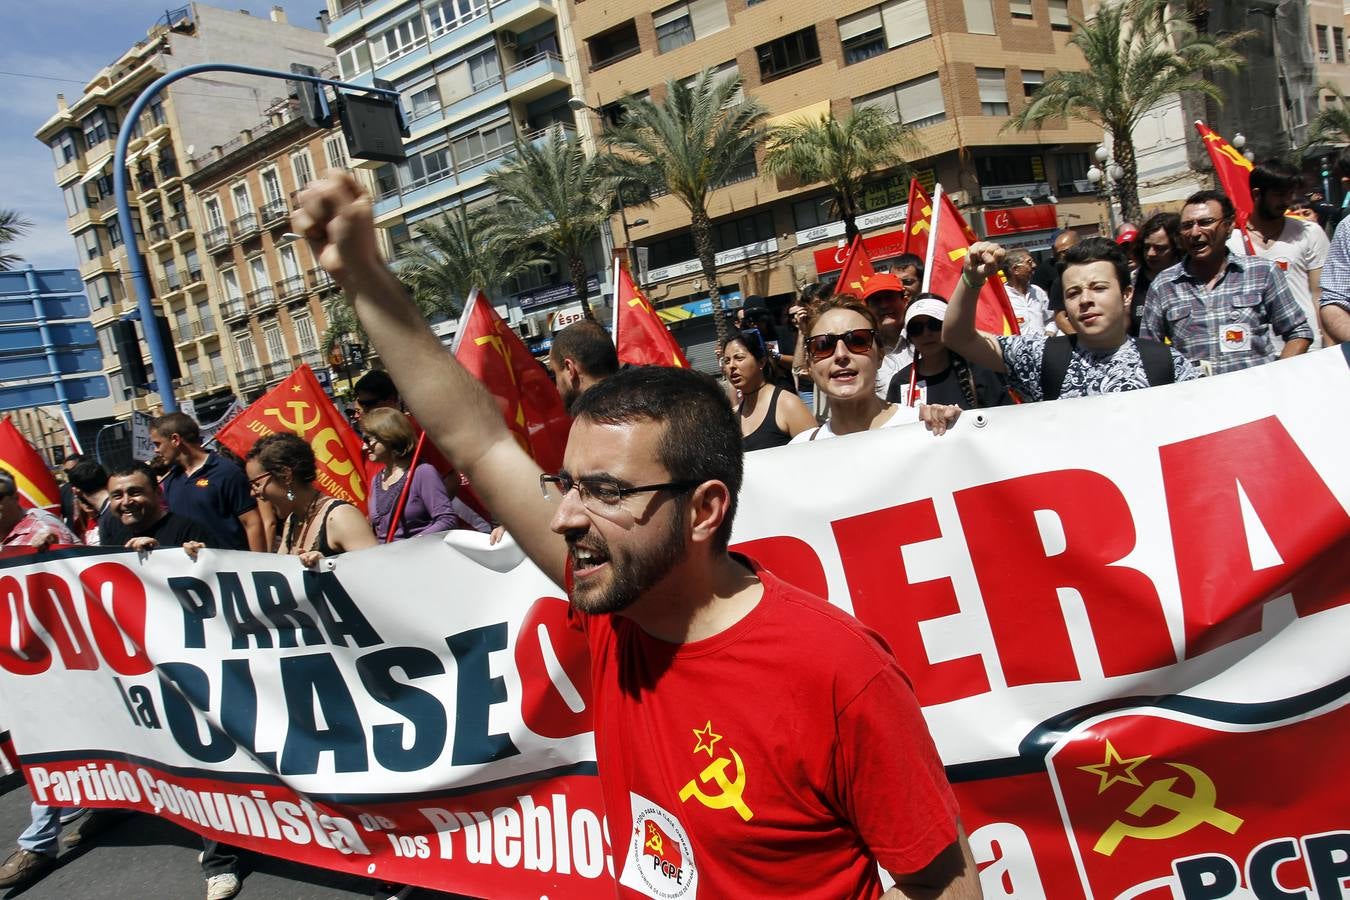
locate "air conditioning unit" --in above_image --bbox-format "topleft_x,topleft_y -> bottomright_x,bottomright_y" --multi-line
518,316 -> 543,338
500,31 -> 518,50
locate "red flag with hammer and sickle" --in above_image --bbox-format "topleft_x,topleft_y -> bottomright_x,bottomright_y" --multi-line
612,259 -> 690,367
902,178 -> 934,262
1194,121 -> 1254,229
834,234 -> 878,298
924,185 -> 1021,336
453,288 -> 570,474
215,364 -> 370,513
0,417 -> 61,513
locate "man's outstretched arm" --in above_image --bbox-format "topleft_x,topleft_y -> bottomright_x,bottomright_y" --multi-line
294,170 -> 566,584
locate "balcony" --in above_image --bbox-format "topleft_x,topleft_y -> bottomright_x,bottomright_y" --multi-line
259,198 -> 289,228
264,360 -> 293,383
173,324 -> 195,348
204,227 -> 231,254
191,316 -> 216,338
230,213 -> 260,242
189,366 -> 230,396
237,366 -> 265,391
158,272 -> 183,296
221,297 -> 251,322
135,171 -> 157,194
248,286 -> 277,312
307,266 -> 337,292
504,51 -> 568,100
169,213 -> 192,237
146,222 -> 170,246
292,349 -> 326,370
185,265 -> 204,286
158,158 -> 180,185
275,276 -> 307,301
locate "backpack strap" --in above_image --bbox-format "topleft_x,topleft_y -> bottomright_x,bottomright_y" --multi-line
1039,335 -> 1076,401
1135,338 -> 1175,388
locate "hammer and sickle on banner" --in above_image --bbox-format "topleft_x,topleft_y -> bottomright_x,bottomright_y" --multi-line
1093,762 -> 1243,856
679,748 -> 754,822
474,334 -> 528,433
911,205 -> 932,235
266,401 -> 322,437
629,296 -> 652,314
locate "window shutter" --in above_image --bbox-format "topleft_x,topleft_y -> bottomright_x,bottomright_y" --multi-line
977,68 -> 1007,103
896,73 -> 945,124
688,0 -> 729,37
839,8 -> 883,41
652,2 -> 689,29
963,0 -> 995,34
882,0 -> 930,46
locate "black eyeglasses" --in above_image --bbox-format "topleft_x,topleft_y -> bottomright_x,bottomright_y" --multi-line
906,318 -> 943,338
807,328 -> 877,361
248,473 -> 272,490
539,473 -> 701,511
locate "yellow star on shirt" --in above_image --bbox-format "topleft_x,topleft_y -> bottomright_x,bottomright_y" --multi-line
692,721 -> 722,758
1078,739 -> 1150,794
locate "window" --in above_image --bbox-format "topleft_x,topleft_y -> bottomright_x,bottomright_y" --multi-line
51,132 -> 78,166
293,313 -> 318,351
451,120 -> 514,168
371,15 -> 427,67
146,98 -> 166,127
184,248 -> 200,280
77,228 -> 102,261
63,185 -> 87,218
653,0 -> 729,53
203,198 -> 225,231
977,68 -> 1009,115
964,0 -> 995,34
260,168 -> 284,204
468,48 -> 502,92
249,256 -> 269,291
425,0 -> 487,39
793,195 -> 834,231
757,27 -> 821,81
404,80 -> 441,121
107,215 -> 123,249
375,164 -> 399,198
82,110 -> 111,149
977,153 -> 1045,187
195,299 -> 211,322
279,245 -> 301,280
683,62 -> 742,105
89,275 -> 116,308
221,268 -> 243,301
263,323 -> 285,361
405,144 -> 453,188
336,41 -> 371,80
1048,0 -> 1070,30
175,306 -> 191,335
1316,25 -> 1330,62
236,336 -> 258,370
1336,27 -> 1346,64
324,135 -> 350,170
856,73 -> 946,128
1010,0 -> 1032,19
643,210 -> 775,269
587,21 -> 640,69
1022,68 -> 1044,98
230,182 -> 252,218
291,150 -> 315,189
838,0 -> 930,64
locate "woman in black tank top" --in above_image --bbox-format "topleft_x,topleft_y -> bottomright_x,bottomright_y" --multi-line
723,331 -> 816,451
244,433 -> 378,567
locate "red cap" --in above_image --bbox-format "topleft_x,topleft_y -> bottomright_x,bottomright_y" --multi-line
861,271 -> 905,298
1116,228 -> 1139,245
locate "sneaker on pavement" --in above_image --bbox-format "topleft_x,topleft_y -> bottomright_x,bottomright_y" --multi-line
58,808 -> 87,825
206,872 -> 241,900
0,848 -> 56,889
60,808 -> 131,849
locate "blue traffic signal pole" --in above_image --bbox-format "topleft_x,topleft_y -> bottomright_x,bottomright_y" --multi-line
113,62 -> 397,412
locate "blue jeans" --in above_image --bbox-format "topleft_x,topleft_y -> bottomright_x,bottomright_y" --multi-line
18,804 -> 76,856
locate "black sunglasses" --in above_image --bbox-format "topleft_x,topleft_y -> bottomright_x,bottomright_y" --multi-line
807,328 -> 877,361
906,318 -> 942,338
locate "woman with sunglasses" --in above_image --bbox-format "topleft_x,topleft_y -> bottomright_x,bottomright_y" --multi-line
723,331 -> 817,451
886,294 -> 1014,410
791,296 -> 961,443
245,433 -> 378,567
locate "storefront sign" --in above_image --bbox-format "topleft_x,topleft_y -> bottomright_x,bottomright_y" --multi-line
983,204 -> 1059,237
812,228 -> 908,275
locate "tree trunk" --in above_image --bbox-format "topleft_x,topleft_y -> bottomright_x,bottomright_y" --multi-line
570,254 -> 596,321
840,188 -> 859,243
1113,128 -> 1144,226
690,204 -> 726,352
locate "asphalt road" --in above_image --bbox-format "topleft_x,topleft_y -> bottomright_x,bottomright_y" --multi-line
0,774 -> 472,900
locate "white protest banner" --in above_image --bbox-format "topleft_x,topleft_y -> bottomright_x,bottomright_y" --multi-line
0,346 -> 1346,898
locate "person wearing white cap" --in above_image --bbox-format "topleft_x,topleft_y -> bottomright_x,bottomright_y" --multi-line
885,294 -> 1014,409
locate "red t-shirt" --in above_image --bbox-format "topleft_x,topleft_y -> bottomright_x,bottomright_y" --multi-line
573,561 -> 959,899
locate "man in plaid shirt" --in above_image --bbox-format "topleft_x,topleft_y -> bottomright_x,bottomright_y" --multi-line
1141,190 -> 1312,374
1312,160 -> 1350,344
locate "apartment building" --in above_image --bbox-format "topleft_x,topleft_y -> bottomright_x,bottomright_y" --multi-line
568,0 -> 1104,364
34,3 -> 333,424
183,100 -> 355,403
322,0 -> 605,337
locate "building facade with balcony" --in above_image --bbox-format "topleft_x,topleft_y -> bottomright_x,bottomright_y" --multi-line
34,3 -> 334,423
184,103 -> 356,403
322,0 -> 611,337
570,0 -> 1105,367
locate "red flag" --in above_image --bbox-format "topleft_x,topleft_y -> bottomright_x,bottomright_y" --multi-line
834,233 -> 877,297
923,185 -> 1021,336
0,418 -> 61,513
453,289 -> 570,474
612,260 -> 690,367
215,365 -> 370,513
1194,121 -> 1254,228
902,178 -> 934,261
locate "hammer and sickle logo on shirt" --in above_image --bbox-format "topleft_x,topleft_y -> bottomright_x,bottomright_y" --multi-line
679,723 -> 754,823
1091,760 -> 1243,856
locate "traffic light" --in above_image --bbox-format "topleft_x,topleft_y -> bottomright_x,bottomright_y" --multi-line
346,342 -> 365,369
337,91 -> 407,163
289,63 -> 334,129
114,319 -> 148,388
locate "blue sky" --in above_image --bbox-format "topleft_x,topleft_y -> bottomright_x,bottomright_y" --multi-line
1,1 -> 324,272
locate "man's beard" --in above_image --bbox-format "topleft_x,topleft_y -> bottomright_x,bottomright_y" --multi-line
569,504 -> 687,615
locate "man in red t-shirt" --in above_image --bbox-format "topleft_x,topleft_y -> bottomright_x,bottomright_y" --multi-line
296,172 -> 980,899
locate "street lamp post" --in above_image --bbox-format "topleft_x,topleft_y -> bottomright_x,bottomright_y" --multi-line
1085,144 -> 1125,234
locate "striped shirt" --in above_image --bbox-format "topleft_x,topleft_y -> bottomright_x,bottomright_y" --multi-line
1315,215 -> 1350,315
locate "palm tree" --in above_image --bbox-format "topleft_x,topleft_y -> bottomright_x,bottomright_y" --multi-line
1006,0 -> 1248,224
398,204 -> 540,319
483,126 -> 611,320
0,209 -> 33,271
603,69 -> 768,350
762,106 -> 921,242
1305,84 -> 1350,151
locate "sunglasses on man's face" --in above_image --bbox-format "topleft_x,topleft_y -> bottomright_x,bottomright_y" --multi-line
906,318 -> 943,338
807,328 -> 877,361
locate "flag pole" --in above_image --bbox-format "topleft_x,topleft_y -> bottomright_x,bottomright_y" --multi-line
383,430 -> 426,543
610,257 -> 621,348
922,184 -> 943,293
